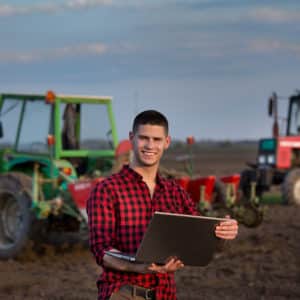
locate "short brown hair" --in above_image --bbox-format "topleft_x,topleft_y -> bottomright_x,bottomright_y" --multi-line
132,110 -> 169,135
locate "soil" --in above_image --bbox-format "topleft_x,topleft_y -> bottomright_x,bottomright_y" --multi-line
0,143 -> 299,300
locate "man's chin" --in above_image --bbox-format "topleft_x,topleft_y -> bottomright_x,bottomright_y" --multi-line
139,159 -> 159,167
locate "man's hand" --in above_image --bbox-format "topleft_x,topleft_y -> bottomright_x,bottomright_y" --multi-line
215,216 -> 238,240
103,251 -> 184,274
148,257 -> 184,273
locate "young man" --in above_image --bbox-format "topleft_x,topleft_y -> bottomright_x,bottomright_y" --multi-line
87,110 -> 238,300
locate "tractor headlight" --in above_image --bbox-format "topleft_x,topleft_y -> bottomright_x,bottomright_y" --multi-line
258,155 -> 266,164
267,154 -> 275,165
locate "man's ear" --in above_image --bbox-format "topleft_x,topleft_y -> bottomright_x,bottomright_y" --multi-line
129,131 -> 134,141
165,135 -> 171,149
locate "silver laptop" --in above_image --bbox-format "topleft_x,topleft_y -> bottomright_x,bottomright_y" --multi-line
105,212 -> 227,266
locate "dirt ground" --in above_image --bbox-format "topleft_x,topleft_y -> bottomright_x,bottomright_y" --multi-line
0,143 -> 299,300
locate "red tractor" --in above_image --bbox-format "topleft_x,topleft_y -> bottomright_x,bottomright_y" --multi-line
240,91 -> 300,205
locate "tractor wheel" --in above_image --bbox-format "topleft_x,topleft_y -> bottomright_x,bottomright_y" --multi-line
282,169 -> 300,205
0,173 -> 33,259
240,203 -> 263,228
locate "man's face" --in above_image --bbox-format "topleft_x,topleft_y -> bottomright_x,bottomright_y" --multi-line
129,124 -> 171,167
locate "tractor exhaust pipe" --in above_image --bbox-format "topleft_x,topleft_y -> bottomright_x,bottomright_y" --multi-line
268,92 -> 279,138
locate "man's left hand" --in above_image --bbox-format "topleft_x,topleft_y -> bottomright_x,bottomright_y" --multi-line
215,217 -> 238,240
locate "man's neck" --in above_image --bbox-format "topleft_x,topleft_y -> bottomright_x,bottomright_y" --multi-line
130,162 -> 158,198
130,162 -> 158,183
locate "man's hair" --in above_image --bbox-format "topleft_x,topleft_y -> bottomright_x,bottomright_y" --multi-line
132,110 -> 169,135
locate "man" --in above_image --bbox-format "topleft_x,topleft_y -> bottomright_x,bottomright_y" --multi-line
62,103 -> 78,150
87,110 -> 238,300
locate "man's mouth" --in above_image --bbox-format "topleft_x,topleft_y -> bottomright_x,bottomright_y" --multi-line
142,151 -> 156,157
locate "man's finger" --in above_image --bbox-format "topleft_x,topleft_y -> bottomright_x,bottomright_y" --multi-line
167,259 -> 184,271
150,258 -> 184,273
221,220 -> 238,225
149,264 -> 165,273
215,229 -> 238,239
215,227 -> 238,235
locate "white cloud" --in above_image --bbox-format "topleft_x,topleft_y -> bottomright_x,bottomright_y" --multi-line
0,1 -> 114,17
0,43 -> 109,63
249,39 -> 300,56
249,7 -> 300,24
65,0 -> 112,9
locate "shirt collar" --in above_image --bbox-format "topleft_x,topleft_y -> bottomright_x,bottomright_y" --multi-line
121,165 -> 167,190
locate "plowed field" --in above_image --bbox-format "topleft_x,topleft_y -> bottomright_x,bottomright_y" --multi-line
1,143 -> 299,300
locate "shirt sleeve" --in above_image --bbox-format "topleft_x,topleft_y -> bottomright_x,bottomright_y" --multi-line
86,181 -> 116,266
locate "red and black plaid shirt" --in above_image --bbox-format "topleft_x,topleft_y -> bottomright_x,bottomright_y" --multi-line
87,165 -> 198,300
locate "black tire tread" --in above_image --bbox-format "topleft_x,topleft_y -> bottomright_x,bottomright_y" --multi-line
0,172 -> 33,259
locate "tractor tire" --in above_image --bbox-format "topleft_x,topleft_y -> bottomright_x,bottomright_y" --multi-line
282,169 -> 300,205
0,172 -> 34,259
240,203 -> 263,228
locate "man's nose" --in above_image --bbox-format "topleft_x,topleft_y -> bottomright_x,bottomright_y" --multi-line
145,139 -> 154,148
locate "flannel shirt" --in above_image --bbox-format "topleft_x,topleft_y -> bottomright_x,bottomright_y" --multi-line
87,165 -> 199,300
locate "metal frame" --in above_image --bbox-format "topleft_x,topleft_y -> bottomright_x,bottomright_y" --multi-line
0,92 -> 118,160
286,93 -> 300,136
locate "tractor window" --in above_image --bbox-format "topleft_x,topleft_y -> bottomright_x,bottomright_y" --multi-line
0,99 -> 22,149
80,103 -> 113,150
288,101 -> 300,135
60,103 -> 113,150
17,100 -> 51,154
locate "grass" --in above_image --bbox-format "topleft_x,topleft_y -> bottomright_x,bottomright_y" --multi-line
260,194 -> 283,204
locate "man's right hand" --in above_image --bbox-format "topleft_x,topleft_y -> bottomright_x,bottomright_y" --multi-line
148,257 -> 184,274
104,251 -> 184,274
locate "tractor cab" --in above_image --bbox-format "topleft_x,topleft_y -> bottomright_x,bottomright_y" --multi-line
286,93 -> 300,136
267,91 -> 300,137
0,91 -> 118,178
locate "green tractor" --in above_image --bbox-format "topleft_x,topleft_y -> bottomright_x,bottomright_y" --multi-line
0,91 -> 118,259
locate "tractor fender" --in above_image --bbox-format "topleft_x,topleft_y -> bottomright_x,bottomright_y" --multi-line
7,157 -> 49,172
67,177 -> 105,222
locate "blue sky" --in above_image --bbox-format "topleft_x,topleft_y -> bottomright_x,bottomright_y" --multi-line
0,0 -> 299,140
